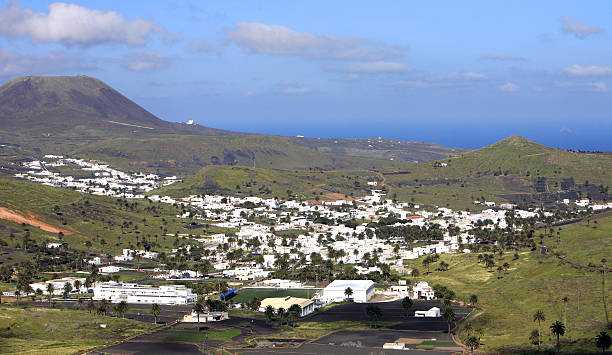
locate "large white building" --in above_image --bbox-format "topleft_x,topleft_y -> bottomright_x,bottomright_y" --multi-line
93,282 -> 196,305
321,280 -> 375,303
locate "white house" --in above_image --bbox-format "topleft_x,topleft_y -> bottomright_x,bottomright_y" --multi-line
415,307 -> 440,317
259,296 -> 315,317
93,282 -> 196,305
99,265 -> 121,274
321,280 -> 375,303
412,281 -> 435,300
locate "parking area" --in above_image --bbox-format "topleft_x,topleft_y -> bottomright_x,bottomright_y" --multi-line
304,300 -> 469,331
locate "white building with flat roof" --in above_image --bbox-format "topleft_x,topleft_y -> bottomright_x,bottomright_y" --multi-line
93,282 -> 196,305
321,280 -> 375,303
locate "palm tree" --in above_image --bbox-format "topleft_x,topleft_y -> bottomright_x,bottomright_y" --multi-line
365,304 -> 382,328
469,294 -> 478,307
151,303 -> 161,324
401,297 -> 413,316
117,301 -> 129,318
442,307 -> 456,334
344,287 -> 353,301
550,320 -> 565,353
287,304 -> 301,326
86,299 -> 95,314
193,302 -> 205,328
46,283 -> 55,303
595,331 -> 611,353
73,280 -> 82,293
533,310 -> 546,348
264,305 -> 275,325
277,307 -> 286,327
465,336 -> 480,353
98,298 -> 109,315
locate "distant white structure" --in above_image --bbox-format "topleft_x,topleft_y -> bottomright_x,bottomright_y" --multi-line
182,311 -> 228,323
30,277 -> 87,295
185,120 -> 195,125
412,281 -> 435,300
93,282 -> 196,305
99,266 -> 121,274
259,296 -> 315,317
321,280 -> 375,303
415,307 -> 440,317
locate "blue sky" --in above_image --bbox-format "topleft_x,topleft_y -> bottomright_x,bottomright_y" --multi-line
1,1 -> 611,150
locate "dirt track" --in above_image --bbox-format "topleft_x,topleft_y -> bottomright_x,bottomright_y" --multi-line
0,205 -> 71,234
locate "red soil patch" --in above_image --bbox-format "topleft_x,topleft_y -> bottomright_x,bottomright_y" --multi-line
0,205 -> 71,235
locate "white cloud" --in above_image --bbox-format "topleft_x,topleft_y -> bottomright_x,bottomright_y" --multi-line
226,22 -> 407,60
498,82 -> 520,92
390,71 -> 486,89
282,86 -> 312,94
0,2 -> 170,46
444,72 -> 487,80
563,64 -> 612,77
561,17 -> 605,39
560,127 -> 572,133
122,51 -> 170,71
0,49 -> 91,76
337,61 -> 409,73
553,81 -> 608,92
482,53 -> 525,61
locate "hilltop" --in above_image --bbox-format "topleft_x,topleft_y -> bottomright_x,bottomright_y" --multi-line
0,75 -> 241,156
383,135 -> 612,208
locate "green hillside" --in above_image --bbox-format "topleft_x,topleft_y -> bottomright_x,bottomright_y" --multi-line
289,136 -> 467,163
383,135 -> 612,209
0,178 -> 219,265
73,134 -> 400,175
152,165 -> 377,200
410,216 -> 612,353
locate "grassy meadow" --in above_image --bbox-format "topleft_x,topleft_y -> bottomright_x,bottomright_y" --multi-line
404,216 -> 612,353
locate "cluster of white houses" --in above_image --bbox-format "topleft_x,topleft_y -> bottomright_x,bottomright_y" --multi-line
16,156 -> 179,198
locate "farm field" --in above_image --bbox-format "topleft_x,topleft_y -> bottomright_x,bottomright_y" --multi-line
231,288 -> 319,304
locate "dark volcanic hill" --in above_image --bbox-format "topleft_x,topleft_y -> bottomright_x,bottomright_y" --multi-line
0,75 -> 239,137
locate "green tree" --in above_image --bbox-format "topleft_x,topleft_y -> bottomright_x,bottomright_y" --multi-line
469,294 -> 478,307
151,303 -> 161,324
344,287 -> 353,301
401,296 -> 413,316
287,304 -> 302,326
264,305 -> 275,325
365,304 -> 382,328
550,321 -> 565,353
442,307 -> 456,334
86,299 -> 95,314
595,331 -> 611,353
117,301 -> 129,318
277,307 -> 286,327
98,298 -> 109,315
465,336 -> 480,353
533,310 -> 546,348
46,283 -> 55,303
529,329 -> 540,346
62,282 -> 72,298
193,302 -> 205,328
